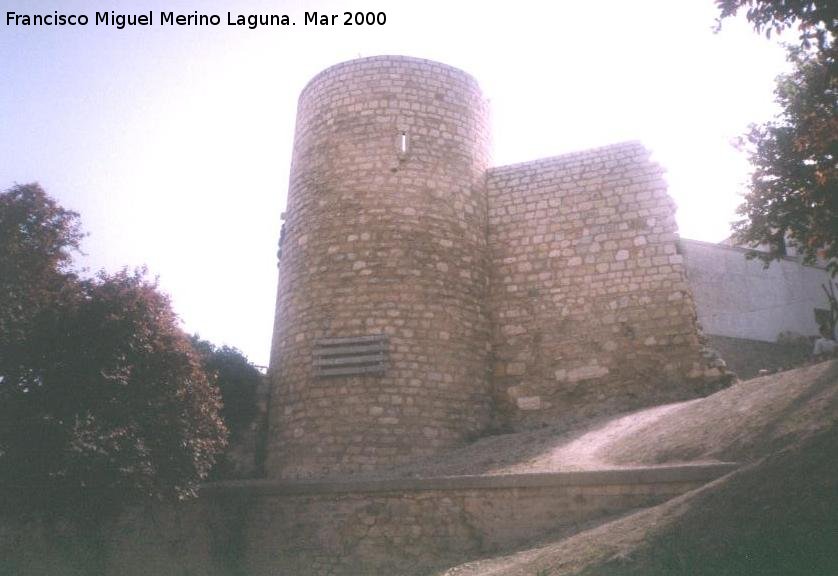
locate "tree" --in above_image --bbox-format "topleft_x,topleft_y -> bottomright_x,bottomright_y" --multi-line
731,45 -> 837,275
717,1 -> 837,276
716,0 -> 837,48
190,336 -> 261,441
191,337 -> 264,479
0,183 -> 82,352
0,185 -> 228,521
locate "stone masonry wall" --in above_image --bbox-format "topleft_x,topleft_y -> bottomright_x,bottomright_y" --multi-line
4,466 -> 731,576
487,142 -> 726,429
242,475 -> 709,576
268,56 -> 493,479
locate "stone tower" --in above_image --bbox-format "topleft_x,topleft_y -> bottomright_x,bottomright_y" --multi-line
267,56 -> 493,479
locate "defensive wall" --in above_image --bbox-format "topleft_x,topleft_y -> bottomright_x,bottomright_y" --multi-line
267,56 -> 728,479
0,56 -> 757,576
268,56 -> 493,479
487,143 -> 725,430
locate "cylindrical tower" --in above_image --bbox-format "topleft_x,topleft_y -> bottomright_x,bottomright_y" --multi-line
267,56 -> 493,479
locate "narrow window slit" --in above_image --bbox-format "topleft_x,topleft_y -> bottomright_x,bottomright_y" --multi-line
399,131 -> 408,155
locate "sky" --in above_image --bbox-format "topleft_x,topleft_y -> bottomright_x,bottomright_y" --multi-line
0,0 -> 792,366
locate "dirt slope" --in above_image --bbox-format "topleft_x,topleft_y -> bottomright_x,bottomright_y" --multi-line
371,360 -> 836,479
434,360 -> 838,576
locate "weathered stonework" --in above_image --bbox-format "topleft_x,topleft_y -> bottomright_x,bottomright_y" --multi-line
236,467 -> 728,575
488,143 -> 727,429
268,56 -> 728,479
0,56 -> 741,576
269,56 -> 492,479
0,465 -> 733,576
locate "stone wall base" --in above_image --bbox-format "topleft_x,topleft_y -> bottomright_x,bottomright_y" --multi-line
1,465 -> 735,576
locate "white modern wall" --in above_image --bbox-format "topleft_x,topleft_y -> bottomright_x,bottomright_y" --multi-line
682,239 -> 833,342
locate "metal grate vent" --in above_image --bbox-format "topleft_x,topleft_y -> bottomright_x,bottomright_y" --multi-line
313,334 -> 388,377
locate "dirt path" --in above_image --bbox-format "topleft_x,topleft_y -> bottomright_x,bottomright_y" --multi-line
523,399 -> 702,471
361,359 -> 836,480
433,360 -> 838,576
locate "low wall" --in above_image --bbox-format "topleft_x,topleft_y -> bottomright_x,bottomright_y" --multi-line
1,464 -> 735,576
233,465 -> 735,575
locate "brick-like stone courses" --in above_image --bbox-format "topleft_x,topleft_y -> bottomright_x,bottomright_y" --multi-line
268,56 -> 493,479
2,467 -> 732,576
237,477 -> 709,576
488,142 -> 726,429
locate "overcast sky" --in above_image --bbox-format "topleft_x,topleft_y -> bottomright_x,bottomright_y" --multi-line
0,0 -> 790,365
